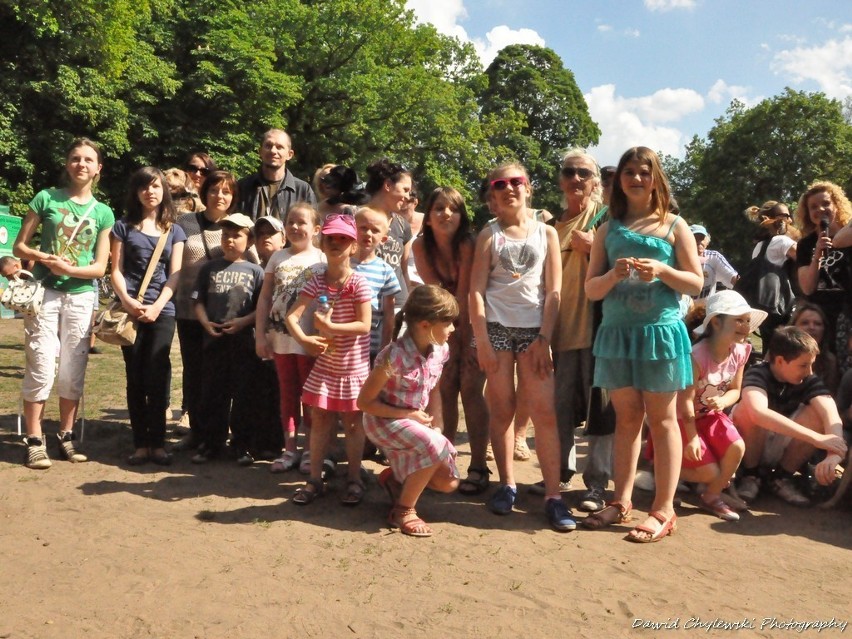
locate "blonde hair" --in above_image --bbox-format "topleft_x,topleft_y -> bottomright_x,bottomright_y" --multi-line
355,206 -> 390,232
393,285 -> 459,339
795,180 -> 852,235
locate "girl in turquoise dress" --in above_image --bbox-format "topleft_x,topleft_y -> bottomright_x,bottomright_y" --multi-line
583,147 -> 703,542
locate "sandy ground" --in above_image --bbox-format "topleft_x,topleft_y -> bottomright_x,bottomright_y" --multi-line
0,319 -> 850,639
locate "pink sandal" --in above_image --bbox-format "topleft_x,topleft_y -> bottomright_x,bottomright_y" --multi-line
626,510 -> 677,543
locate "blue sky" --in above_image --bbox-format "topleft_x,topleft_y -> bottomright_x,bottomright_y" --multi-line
407,0 -> 852,165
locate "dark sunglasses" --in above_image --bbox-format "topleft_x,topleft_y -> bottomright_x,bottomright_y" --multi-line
490,176 -> 527,191
561,166 -> 594,180
186,166 -> 210,176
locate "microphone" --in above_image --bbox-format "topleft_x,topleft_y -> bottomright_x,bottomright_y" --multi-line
820,215 -> 830,234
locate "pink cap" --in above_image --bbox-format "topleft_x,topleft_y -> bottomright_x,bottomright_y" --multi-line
321,213 -> 357,240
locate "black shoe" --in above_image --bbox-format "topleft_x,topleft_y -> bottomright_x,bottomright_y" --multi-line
236,451 -> 254,466
173,434 -> 199,452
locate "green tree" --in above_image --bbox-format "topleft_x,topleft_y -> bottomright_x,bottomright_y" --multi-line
668,89 -> 852,267
0,0 -> 179,212
478,44 -> 600,214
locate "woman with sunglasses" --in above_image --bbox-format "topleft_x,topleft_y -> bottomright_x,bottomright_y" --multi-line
366,159 -> 413,307
549,148 -> 612,511
469,162 -> 575,532
184,152 -> 218,194
173,170 -> 240,451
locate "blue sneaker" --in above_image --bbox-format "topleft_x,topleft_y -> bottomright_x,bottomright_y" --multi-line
488,484 -> 517,515
545,498 -> 577,532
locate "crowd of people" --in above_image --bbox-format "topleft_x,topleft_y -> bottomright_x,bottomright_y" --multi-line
6,130 -> 851,540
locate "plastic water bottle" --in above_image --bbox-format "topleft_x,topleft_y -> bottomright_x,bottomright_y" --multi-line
317,294 -> 332,315
316,294 -> 335,352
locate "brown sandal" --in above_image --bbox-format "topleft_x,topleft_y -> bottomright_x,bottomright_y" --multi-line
341,479 -> 366,506
388,505 -> 433,537
581,500 -> 632,530
292,478 -> 324,505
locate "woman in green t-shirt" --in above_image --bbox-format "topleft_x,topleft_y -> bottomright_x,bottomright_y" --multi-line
13,138 -> 115,470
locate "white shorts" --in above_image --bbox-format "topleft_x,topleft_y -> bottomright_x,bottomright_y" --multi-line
22,288 -> 95,403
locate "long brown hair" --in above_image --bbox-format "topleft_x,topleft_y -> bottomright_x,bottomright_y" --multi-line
126,166 -> 176,230
608,146 -> 671,223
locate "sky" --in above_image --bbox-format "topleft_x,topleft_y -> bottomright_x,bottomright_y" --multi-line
406,0 -> 852,166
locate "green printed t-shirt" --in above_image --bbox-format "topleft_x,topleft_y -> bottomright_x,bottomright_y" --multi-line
29,188 -> 115,294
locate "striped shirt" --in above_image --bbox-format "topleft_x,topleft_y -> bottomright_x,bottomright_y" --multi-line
352,256 -> 401,354
300,270 -> 372,406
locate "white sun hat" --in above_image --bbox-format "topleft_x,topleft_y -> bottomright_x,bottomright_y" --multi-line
693,289 -> 768,336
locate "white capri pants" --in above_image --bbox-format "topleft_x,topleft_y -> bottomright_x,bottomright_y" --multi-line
23,288 -> 95,403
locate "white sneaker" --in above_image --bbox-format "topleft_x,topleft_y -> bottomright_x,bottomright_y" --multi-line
736,475 -> 761,502
770,476 -> 810,507
25,438 -> 52,470
57,432 -> 87,463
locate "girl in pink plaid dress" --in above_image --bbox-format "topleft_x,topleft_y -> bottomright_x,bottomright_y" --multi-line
359,285 -> 461,537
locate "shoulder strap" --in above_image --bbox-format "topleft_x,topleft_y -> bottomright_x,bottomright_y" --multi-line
664,214 -> 681,240
136,228 -> 171,302
756,238 -> 771,260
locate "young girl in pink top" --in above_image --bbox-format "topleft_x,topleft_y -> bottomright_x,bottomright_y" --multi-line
285,214 -> 372,505
358,285 -> 460,537
678,290 -> 765,520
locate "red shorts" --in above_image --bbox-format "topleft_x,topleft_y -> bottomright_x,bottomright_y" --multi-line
646,411 -> 742,469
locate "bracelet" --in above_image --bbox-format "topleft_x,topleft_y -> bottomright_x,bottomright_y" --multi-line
536,333 -> 549,343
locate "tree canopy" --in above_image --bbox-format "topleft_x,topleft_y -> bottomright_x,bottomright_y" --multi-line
666,89 -> 852,267
0,0 -> 597,218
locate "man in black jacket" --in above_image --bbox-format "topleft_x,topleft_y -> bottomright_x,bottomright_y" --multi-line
237,129 -> 317,220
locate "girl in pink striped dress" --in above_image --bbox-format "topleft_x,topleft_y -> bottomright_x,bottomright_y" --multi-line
358,285 -> 461,537
285,214 -> 372,506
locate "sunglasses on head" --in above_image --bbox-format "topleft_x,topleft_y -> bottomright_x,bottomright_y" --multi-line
186,166 -> 210,176
561,166 -> 594,180
490,176 -> 527,191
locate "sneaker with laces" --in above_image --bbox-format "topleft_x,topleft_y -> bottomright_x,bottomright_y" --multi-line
57,431 -> 87,463
700,494 -> 740,521
545,498 -> 577,532
25,437 -> 52,469
579,486 -> 606,512
736,475 -> 761,502
769,476 -> 811,507
488,484 -> 517,515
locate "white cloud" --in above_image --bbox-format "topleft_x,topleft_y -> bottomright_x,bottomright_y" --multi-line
405,0 -> 545,67
472,26 -> 546,66
597,24 -> 613,33
644,0 -> 696,11
406,0 -> 468,41
624,28 -> 641,38
584,85 -> 705,164
707,79 -> 761,106
771,36 -> 852,99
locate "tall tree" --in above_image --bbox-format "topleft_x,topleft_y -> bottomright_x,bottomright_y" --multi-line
479,45 -> 600,214
668,89 -> 852,267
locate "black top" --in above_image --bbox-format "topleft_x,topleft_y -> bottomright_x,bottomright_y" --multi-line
795,232 -> 852,316
742,361 -> 830,417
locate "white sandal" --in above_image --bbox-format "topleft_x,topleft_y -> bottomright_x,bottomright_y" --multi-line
270,450 -> 301,474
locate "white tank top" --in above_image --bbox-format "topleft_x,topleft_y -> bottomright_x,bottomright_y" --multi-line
485,219 -> 547,328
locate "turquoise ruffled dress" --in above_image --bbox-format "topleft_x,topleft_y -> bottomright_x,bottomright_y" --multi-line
593,220 -> 692,392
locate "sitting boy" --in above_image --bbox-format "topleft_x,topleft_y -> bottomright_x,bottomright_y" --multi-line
732,326 -> 847,506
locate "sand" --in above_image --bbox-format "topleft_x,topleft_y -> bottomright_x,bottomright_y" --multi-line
0,319 -> 850,638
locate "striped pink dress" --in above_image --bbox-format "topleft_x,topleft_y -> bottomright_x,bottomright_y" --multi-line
300,270 -> 371,411
362,334 -> 458,481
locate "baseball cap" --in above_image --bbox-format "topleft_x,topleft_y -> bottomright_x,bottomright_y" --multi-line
219,213 -> 254,230
693,290 -> 768,336
255,215 -> 284,233
321,213 -> 357,240
689,224 -> 709,237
